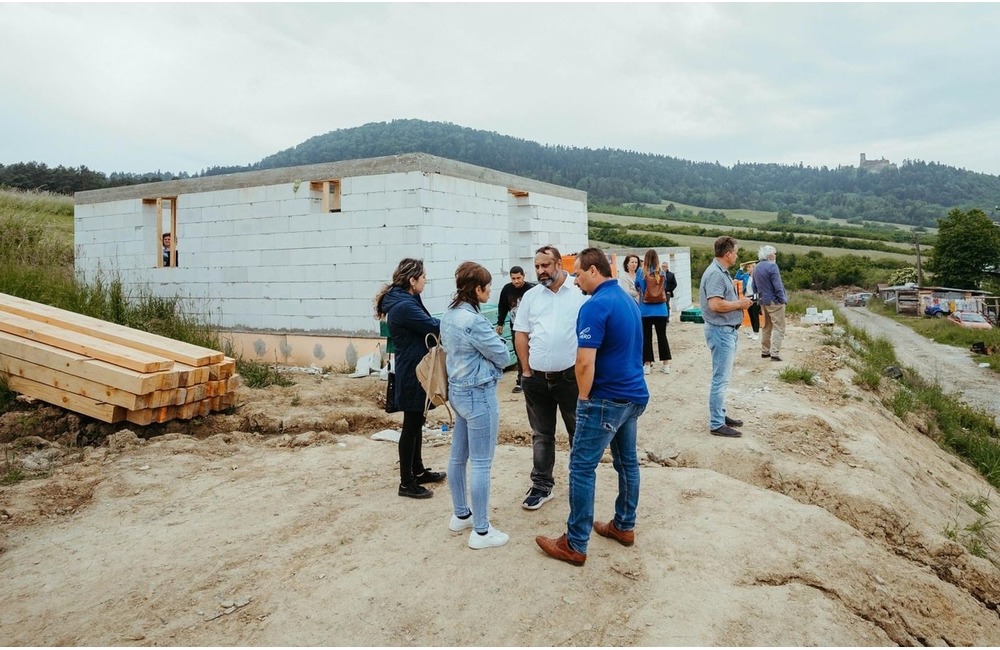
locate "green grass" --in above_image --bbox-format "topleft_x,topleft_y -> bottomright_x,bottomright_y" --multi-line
637,198 -> 935,233
778,365 -> 817,386
0,188 -> 74,243
590,212 -> 918,263
828,320 -> 1000,490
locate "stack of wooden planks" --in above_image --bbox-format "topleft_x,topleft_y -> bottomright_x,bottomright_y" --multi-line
0,292 -> 240,425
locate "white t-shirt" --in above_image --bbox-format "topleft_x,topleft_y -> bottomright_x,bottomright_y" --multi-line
512,276 -> 588,372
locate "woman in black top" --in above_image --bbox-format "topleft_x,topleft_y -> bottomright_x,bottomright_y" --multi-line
375,258 -> 447,499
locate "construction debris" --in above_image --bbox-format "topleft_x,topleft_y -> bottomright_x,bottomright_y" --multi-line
0,292 -> 240,425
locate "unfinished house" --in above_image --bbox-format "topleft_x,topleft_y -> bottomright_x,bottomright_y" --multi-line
74,154 -> 589,366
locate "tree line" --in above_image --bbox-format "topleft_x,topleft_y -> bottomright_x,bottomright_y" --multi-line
0,161 -> 189,195
5,119 -> 1000,229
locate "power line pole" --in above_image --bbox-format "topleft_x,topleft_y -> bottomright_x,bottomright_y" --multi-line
914,232 -> 923,286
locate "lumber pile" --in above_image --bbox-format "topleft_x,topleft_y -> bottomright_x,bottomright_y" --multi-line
0,292 -> 240,425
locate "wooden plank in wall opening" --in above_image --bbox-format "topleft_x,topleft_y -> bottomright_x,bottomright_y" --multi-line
0,292 -> 224,367
0,311 -> 174,373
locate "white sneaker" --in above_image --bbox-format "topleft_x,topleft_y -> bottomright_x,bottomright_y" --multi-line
751,334 -> 760,341
660,365 -> 671,374
643,365 -> 651,375
468,525 -> 509,549
449,513 -> 474,532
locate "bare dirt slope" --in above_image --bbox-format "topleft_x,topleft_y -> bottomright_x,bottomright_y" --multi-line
2,310 -> 999,646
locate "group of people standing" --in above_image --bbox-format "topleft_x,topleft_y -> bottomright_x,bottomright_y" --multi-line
617,250 -> 677,375
373,239 -> 787,560
375,246 -> 649,564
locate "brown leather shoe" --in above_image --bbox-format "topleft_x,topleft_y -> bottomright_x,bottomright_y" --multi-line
593,520 -> 634,547
535,533 -> 586,566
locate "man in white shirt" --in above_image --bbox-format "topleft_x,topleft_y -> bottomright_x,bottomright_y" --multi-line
513,245 -> 588,510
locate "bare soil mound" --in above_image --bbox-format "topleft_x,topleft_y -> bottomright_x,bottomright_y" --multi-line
2,312 -> 999,645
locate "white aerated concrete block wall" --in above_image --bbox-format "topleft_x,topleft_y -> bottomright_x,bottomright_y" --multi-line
74,154 -> 587,336
75,164 -> 588,336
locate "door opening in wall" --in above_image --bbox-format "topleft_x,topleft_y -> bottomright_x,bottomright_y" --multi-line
143,196 -> 178,267
310,180 -> 341,213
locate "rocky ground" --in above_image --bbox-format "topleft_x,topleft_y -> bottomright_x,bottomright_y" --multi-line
1,305 -> 999,645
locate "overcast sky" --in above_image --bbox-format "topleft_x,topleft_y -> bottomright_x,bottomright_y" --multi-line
3,2 -> 999,177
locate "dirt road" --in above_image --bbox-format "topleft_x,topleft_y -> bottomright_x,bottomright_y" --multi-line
839,305 -> 1000,425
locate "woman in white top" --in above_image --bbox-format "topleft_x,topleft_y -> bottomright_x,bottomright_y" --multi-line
618,254 -> 641,303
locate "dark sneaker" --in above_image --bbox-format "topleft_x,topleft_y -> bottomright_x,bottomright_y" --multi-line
522,487 -> 553,510
414,469 -> 446,484
724,415 -> 744,427
398,483 -> 433,499
710,425 -> 743,438
761,352 -> 771,358
770,355 -> 783,362
512,384 -> 523,394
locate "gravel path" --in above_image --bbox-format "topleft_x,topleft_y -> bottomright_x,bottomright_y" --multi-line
838,305 -> 1000,425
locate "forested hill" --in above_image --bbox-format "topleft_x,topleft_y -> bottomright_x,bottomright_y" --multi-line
5,119 -> 1000,228
203,119 -> 999,228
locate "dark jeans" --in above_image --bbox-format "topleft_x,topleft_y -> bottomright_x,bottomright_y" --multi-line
522,368 -> 578,492
748,303 -> 761,333
641,316 -> 671,363
399,410 -> 427,486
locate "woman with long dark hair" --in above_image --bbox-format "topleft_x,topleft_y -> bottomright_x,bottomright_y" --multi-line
375,258 -> 446,499
634,249 -> 672,374
440,262 -> 511,549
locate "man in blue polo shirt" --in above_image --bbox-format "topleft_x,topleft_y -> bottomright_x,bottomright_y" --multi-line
536,248 -> 648,566
700,236 -> 753,438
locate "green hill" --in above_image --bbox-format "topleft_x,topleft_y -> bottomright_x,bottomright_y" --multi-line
228,119 -> 1000,228
6,119 -> 1000,229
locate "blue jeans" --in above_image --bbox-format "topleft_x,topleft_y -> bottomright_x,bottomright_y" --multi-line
566,398 -> 646,554
447,380 -> 500,534
704,324 -> 739,430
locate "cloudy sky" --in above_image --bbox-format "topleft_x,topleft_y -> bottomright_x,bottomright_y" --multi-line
3,2 -> 999,177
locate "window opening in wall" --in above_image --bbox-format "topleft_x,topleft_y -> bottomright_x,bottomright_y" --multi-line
143,196 -> 178,267
310,180 -> 341,212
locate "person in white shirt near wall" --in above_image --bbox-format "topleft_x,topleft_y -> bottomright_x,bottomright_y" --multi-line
513,245 -> 588,511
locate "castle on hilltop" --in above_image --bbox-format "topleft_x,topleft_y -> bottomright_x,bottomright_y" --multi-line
859,153 -> 897,173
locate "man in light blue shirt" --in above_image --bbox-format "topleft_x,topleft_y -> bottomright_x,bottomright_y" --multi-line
699,236 -> 752,437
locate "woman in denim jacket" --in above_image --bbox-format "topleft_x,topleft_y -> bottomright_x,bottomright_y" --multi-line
440,262 -> 512,550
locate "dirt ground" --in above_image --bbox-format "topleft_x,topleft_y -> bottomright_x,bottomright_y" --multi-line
2,304 -> 1000,646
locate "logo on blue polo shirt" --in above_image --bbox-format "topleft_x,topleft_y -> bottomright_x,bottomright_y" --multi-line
578,327 -> 592,340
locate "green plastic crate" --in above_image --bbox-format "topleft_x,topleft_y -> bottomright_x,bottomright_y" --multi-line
679,307 -> 704,324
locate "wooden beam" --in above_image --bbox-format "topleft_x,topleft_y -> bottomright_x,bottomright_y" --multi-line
0,330 -> 178,394
1,356 -> 151,410
0,311 -> 174,373
5,375 -> 126,423
0,292 -> 224,366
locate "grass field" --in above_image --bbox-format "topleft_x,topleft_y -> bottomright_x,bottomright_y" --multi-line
636,199 -> 936,233
591,212 -> 920,263
0,189 -> 75,242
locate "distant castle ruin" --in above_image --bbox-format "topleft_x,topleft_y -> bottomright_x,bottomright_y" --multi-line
859,153 -> 897,173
